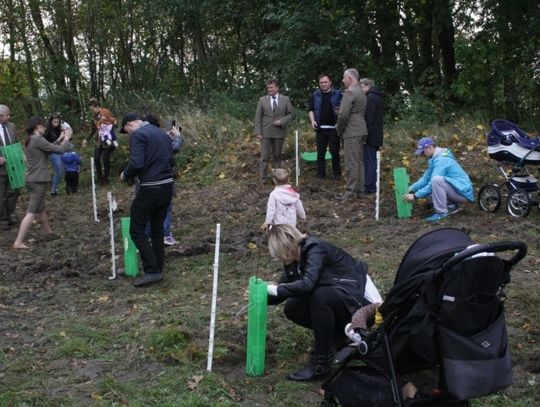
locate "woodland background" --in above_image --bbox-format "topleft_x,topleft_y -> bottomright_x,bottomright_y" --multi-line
1,2 -> 540,406
0,0 -> 539,128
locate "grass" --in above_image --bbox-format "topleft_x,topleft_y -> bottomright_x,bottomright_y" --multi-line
0,113 -> 539,406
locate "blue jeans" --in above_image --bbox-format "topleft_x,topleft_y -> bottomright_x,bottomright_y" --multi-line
49,153 -> 63,193
130,184 -> 173,274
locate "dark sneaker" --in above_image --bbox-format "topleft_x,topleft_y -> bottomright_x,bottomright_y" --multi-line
447,204 -> 461,215
8,214 -> 18,225
335,192 -> 356,201
133,272 -> 163,287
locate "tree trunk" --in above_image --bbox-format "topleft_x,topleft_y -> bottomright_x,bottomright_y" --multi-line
374,0 -> 400,93
28,0 -> 68,101
433,0 -> 457,84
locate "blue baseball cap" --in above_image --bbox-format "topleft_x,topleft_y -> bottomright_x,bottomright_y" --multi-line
415,137 -> 435,155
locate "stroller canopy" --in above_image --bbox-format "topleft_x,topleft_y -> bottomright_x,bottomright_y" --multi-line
487,119 -> 540,165
380,228 -> 474,317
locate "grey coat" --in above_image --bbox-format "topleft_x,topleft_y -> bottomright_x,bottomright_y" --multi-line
25,134 -> 71,183
336,84 -> 368,139
254,94 -> 295,139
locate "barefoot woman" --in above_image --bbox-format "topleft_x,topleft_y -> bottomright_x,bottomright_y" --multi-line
13,117 -> 72,249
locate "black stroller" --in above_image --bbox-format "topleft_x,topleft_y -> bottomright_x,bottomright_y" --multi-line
322,228 -> 527,407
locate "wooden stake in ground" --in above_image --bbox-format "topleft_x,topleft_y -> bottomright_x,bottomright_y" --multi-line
207,223 -> 221,372
91,157 -> 99,222
295,130 -> 299,187
107,191 -> 117,280
376,151 -> 381,221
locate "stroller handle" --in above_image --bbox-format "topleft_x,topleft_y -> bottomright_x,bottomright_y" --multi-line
441,241 -> 528,273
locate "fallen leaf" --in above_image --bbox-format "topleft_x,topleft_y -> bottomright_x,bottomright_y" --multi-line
187,374 -> 204,390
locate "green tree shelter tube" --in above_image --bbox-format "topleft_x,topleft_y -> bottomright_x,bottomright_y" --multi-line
246,276 -> 268,376
121,217 -> 139,277
0,142 -> 26,189
393,167 -> 413,218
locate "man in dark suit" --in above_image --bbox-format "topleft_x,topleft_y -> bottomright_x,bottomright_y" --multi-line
254,79 -> 295,181
0,104 -> 20,231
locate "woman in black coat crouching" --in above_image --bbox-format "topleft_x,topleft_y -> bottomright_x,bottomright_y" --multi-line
266,224 -> 381,381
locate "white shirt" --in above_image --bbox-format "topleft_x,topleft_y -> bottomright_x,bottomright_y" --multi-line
270,93 -> 279,107
0,123 -> 10,146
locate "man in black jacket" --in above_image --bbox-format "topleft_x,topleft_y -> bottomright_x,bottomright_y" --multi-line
120,113 -> 174,287
359,79 -> 384,194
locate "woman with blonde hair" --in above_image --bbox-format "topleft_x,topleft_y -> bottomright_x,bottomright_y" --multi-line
266,224 -> 381,381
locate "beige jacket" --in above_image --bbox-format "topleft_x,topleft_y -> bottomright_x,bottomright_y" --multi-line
336,84 -> 367,139
254,94 -> 295,139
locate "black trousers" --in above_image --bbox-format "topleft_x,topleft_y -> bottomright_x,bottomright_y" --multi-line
316,128 -> 341,178
283,286 -> 351,356
364,143 -> 379,193
64,171 -> 79,193
0,174 -> 19,227
93,144 -> 113,180
130,184 -> 173,275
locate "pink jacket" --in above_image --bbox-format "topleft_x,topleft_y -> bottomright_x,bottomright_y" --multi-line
265,184 -> 306,226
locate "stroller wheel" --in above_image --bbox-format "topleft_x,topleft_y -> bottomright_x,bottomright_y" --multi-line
506,188 -> 531,217
478,184 -> 501,212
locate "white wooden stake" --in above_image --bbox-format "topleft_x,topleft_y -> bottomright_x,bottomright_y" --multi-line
375,151 -> 381,221
107,191 -> 117,280
207,223 -> 221,372
295,130 -> 299,187
91,157 -> 99,222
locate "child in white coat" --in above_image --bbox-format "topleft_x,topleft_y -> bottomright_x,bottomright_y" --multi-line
261,168 -> 306,232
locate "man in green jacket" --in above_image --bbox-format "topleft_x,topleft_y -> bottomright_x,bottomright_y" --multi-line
336,69 -> 368,200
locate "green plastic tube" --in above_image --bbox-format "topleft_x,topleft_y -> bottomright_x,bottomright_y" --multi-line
121,217 -> 139,277
0,142 -> 26,189
393,167 -> 413,218
246,276 -> 268,376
